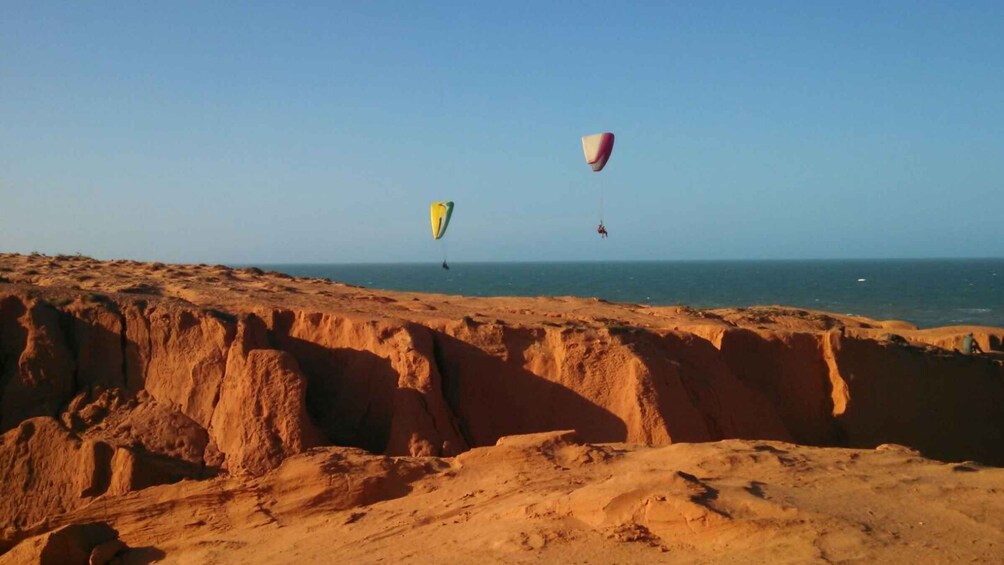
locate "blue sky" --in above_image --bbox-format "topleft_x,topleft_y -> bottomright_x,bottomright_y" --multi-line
2,1 -> 1002,263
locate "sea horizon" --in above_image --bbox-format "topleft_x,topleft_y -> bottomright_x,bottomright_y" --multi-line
246,256 -> 1004,267
249,258 -> 1004,330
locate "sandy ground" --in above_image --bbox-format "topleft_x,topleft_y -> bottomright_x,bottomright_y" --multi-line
9,431 -> 1003,564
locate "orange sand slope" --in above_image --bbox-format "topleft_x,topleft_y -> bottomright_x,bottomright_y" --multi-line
5,431 -> 1004,565
0,253 -> 1002,563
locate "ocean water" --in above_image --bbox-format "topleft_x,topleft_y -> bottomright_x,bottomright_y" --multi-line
255,260 -> 1004,329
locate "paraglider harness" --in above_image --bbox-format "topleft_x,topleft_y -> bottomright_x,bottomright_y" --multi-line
442,261 -> 450,270
597,223 -> 608,238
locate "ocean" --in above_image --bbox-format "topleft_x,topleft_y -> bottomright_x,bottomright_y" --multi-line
255,259 -> 1004,329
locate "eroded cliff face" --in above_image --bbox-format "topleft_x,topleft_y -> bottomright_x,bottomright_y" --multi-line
1,255 -> 1003,539
703,326 -> 1004,462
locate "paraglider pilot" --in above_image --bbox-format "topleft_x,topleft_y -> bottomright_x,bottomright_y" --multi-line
962,332 -> 983,355
582,133 -> 615,240
430,201 -> 454,271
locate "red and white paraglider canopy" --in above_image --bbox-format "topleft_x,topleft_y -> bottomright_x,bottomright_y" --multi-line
581,132 -> 615,172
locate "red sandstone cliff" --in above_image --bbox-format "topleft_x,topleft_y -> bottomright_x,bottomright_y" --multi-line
0,253 -> 1002,562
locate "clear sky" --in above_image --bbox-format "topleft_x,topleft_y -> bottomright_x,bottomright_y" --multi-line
2,2 -> 1002,263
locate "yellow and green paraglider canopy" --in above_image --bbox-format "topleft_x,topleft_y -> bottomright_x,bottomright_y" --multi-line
430,201 -> 454,240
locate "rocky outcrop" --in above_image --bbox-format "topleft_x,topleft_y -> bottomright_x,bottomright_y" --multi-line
696,325 -> 1004,464
825,334 -> 1004,464
63,387 -> 210,471
434,320 -> 791,448
0,522 -> 121,565
1,254 -> 1003,544
265,310 -> 466,458
702,328 -> 841,446
0,418 -> 111,531
0,412 -> 210,534
142,306 -> 235,428
210,315 -> 323,475
0,298 -> 75,432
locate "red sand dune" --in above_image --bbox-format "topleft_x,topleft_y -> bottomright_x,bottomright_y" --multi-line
0,253 -> 1002,563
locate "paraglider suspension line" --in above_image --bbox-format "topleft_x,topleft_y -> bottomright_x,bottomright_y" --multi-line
598,175 -> 605,224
